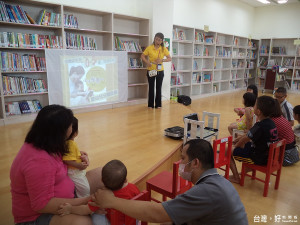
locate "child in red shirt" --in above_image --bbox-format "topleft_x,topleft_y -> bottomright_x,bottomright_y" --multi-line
58,160 -> 140,225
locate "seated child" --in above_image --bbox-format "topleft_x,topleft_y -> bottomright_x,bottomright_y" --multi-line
229,96 -> 278,184
58,160 -> 140,225
228,92 -> 256,135
274,87 -> 294,126
234,84 -> 258,117
63,116 -> 90,197
271,101 -> 298,166
293,105 -> 300,146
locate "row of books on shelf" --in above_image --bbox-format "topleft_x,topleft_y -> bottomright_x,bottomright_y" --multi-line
291,81 -> 300,90
230,81 -> 236,89
233,37 -> 239,46
232,61 -> 245,68
259,57 -> 268,67
259,45 -> 269,55
193,60 -> 199,70
232,51 -> 245,58
194,46 -> 210,56
231,72 -> 251,79
247,61 -> 255,68
0,1 -> 61,27
0,1 -> 31,24
128,58 -> 143,69
5,100 -> 42,116
282,58 -> 295,67
114,37 -> 142,52
216,49 -> 232,58
35,9 -> 61,26
171,75 -> 184,86
65,33 -> 97,50
248,41 -> 257,48
272,46 -> 286,55
1,52 -> 46,72
64,14 -> 78,28
247,51 -> 256,59
192,72 -> 201,83
2,76 -> 47,95
195,32 -> 214,44
204,36 -> 214,44
195,31 -> 204,43
173,28 -> 186,41
0,32 -> 62,49
171,63 -> 176,71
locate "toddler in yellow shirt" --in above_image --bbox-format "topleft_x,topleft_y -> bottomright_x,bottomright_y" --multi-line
63,116 -> 90,197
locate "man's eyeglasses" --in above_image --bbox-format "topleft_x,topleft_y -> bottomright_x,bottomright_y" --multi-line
274,95 -> 285,99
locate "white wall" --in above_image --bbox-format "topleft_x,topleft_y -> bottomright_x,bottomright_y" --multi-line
152,0 -> 174,101
253,3 -> 300,39
173,0 -> 255,37
38,0 -> 153,18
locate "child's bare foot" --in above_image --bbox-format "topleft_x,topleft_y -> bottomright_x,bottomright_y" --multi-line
229,175 -> 240,184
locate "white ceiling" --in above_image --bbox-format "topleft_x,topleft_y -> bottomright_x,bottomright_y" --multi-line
238,0 -> 300,7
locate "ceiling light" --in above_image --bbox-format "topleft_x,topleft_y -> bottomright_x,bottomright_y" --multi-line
257,0 -> 271,4
277,0 -> 288,4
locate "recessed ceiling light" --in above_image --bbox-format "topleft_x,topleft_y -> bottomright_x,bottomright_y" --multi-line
257,0 -> 271,4
277,0 -> 288,4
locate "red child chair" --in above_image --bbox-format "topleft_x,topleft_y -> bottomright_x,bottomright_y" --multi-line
109,190 -> 150,225
240,139 -> 286,197
212,136 -> 233,179
146,160 -> 193,203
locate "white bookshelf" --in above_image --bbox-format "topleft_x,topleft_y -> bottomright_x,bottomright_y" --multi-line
171,25 -> 259,99
0,0 -> 149,125
257,38 -> 300,92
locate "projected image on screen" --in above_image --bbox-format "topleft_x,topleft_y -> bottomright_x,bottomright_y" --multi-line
45,49 -> 128,109
65,56 -> 118,107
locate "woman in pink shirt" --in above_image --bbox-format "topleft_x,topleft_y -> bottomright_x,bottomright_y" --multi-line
10,105 -> 103,225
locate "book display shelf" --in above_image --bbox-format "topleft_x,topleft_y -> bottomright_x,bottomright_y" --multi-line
257,38 -> 300,92
171,25 -> 259,99
0,0 -> 149,125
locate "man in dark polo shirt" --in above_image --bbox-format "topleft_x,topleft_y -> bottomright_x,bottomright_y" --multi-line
92,139 -> 248,225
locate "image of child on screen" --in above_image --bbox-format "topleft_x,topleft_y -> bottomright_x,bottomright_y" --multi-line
69,66 -> 93,107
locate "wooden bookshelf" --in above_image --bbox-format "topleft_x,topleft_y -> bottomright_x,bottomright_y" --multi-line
113,14 -> 149,102
0,0 -> 149,125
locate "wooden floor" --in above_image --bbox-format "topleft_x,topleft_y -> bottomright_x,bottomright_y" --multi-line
0,90 -> 299,225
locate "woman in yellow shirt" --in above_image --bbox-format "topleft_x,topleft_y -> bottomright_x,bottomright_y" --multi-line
141,33 -> 171,108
